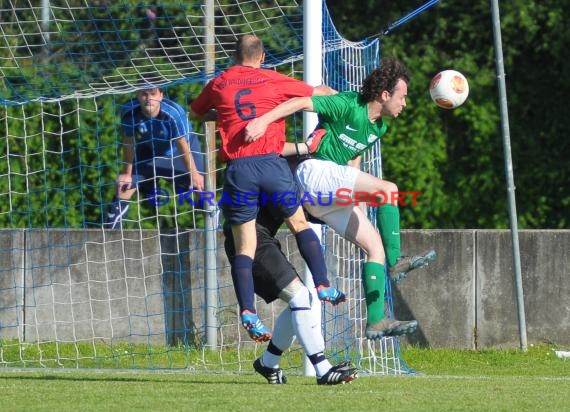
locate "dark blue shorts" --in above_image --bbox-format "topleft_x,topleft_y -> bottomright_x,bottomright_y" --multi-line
133,137 -> 205,193
132,157 -> 191,192
221,154 -> 300,225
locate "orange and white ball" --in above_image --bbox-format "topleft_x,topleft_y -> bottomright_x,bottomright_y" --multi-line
429,70 -> 469,109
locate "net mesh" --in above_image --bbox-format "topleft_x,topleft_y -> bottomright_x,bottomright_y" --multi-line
0,0 -> 412,375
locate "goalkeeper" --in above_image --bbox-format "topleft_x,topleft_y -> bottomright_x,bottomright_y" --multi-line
223,204 -> 357,385
104,86 -> 205,229
244,57 -> 436,340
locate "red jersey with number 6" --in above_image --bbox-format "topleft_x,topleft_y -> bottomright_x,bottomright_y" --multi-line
190,65 -> 314,161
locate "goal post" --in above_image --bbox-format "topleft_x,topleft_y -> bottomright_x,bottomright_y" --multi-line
0,0 -> 413,376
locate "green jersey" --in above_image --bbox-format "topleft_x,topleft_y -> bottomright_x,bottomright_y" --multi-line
311,91 -> 388,165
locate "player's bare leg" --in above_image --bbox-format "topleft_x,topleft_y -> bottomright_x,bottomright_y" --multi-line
232,220 -> 257,259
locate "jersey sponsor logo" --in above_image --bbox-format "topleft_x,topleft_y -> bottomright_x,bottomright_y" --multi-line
137,121 -> 168,139
138,123 -> 148,135
219,77 -> 266,89
339,133 -> 367,151
368,134 -> 378,143
345,124 -> 358,132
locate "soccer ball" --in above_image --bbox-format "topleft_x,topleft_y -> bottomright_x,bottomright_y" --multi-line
429,70 -> 469,109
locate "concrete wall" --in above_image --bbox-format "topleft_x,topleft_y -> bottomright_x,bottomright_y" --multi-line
395,229 -> 570,348
0,229 -> 568,348
0,229 -> 288,347
0,230 -> 24,340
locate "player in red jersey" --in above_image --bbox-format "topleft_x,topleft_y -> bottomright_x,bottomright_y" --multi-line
190,34 -> 344,342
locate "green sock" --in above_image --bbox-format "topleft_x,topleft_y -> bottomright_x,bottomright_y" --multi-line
362,261 -> 386,324
376,204 -> 401,268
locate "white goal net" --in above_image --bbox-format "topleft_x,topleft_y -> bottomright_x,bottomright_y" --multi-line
0,0 -> 412,375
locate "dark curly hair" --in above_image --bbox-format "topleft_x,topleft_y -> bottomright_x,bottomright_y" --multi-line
360,57 -> 410,102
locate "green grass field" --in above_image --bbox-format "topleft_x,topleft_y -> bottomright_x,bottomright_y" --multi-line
1,345 -> 568,412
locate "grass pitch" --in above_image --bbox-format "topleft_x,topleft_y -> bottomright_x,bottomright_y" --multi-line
1,345 -> 568,412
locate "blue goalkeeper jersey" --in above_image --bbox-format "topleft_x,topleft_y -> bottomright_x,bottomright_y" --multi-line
120,98 -> 194,161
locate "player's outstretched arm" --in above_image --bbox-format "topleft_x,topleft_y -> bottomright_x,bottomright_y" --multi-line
281,129 -> 326,157
244,96 -> 314,143
116,135 -> 136,195
177,137 -> 204,191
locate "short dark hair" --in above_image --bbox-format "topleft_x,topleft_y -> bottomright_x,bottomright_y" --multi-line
360,58 -> 410,102
234,34 -> 264,62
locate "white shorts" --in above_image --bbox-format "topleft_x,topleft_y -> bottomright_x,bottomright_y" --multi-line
295,158 -> 360,236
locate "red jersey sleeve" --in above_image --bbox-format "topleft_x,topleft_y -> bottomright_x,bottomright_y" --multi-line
190,79 -> 216,116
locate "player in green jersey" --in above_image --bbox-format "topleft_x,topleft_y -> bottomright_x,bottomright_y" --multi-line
244,57 -> 436,340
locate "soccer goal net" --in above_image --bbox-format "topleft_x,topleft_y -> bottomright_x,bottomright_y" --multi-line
0,0 -> 412,375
